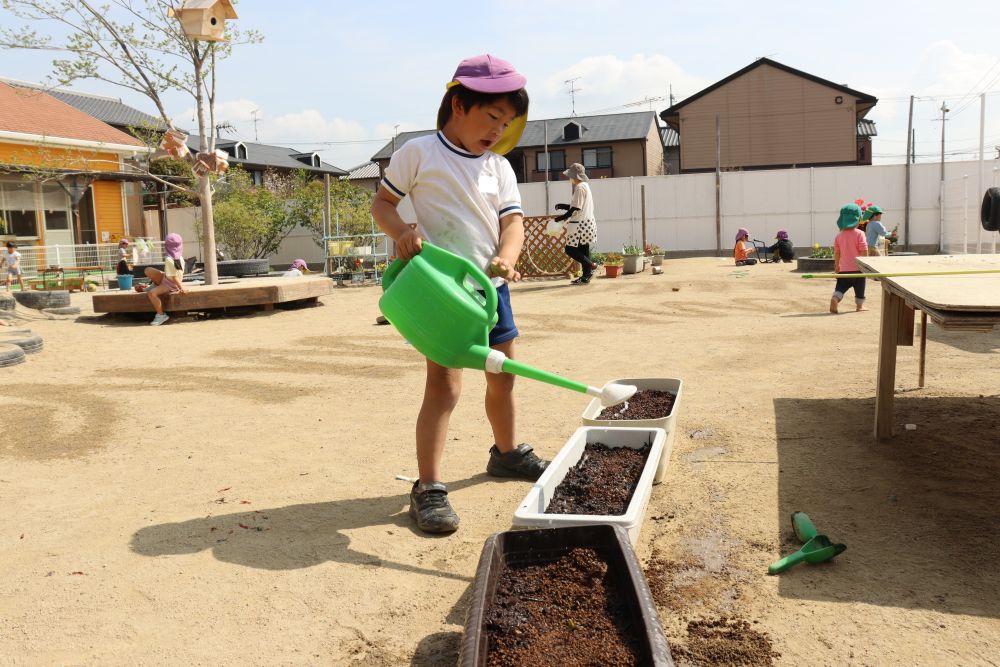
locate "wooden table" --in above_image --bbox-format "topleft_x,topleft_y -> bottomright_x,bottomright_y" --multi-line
858,254 -> 1000,440
31,265 -> 105,291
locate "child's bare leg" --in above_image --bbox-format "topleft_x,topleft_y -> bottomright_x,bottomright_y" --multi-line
830,295 -> 840,314
146,284 -> 170,314
855,298 -> 867,312
416,359 -> 462,484
485,339 -> 516,454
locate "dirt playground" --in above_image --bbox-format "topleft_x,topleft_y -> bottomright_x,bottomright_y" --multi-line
1,257 -> 998,665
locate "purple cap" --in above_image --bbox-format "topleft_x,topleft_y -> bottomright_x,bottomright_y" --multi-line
735,228 -> 750,241
164,233 -> 183,260
290,259 -> 310,272
451,54 -> 526,94
776,229 -> 789,240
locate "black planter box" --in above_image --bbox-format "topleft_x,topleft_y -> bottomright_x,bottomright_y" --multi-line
461,524 -> 673,666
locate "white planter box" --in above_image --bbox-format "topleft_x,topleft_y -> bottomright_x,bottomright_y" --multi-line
623,255 -> 642,274
512,426 -> 666,546
581,377 -> 683,484
348,246 -> 372,256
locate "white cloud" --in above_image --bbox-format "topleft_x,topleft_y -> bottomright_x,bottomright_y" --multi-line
539,54 -> 711,116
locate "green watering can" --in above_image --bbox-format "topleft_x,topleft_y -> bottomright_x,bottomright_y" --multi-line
379,242 -> 637,406
767,511 -> 847,575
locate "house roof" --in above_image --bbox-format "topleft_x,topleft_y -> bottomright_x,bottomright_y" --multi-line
371,111 -> 662,160
0,80 -> 146,149
0,78 -> 167,132
186,136 -> 347,175
660,57 -> 878,122
342,161 -> 380,180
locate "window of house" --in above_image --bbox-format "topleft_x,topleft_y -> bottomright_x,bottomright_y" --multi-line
235,143 -> 248,160
312,155 -> 321,168
583,146 -> 613,169
41,183 -> 71,230
563,122 -> 580,141
251,170 -> 263,187
535,150 -> 566,172
0,178 -> 39,237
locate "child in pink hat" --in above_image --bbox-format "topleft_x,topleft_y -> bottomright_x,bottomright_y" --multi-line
371,54 -> 546,534
144,232 -> 187,325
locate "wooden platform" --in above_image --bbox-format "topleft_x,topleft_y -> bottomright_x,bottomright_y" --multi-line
91,276 -> 334,314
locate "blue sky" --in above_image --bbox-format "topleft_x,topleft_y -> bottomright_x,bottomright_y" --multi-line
3,0 -> 1000,170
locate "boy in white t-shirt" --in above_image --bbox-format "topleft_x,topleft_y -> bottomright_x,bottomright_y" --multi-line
3,242 -> 26,291
372,54 -> 547,534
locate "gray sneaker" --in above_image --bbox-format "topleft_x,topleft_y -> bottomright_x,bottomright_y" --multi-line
409,481 -> 459,533
486,444 -> 549,480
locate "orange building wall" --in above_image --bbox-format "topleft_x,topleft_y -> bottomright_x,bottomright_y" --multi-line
1,140 -> 126,244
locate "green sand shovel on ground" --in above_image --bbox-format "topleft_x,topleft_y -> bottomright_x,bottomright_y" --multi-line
768,511 -> 846,575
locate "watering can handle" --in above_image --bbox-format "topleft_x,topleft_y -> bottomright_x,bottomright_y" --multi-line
381,242 -> 498,317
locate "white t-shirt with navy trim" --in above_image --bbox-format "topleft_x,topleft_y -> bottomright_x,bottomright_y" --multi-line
381,132 -> 522,286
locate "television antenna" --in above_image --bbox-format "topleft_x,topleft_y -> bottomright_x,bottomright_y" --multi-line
565,76 -> 583,116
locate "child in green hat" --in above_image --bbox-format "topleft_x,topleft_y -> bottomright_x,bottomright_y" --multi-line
831,203 -> 869,314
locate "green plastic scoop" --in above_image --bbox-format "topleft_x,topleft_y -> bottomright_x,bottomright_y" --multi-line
767,534 -> 847,575
379,242 -> 637,407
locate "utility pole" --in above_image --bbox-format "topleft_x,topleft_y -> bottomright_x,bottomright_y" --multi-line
250,109 -> 260,142
938,101 -> 949,253
978,93 -> 985,253
392,124 -> 400,154
939,101 -> 949,181
565,76 -> 582,116
669,84 -> 675,106
715,113 -> 722,256
905,95 -> 914,251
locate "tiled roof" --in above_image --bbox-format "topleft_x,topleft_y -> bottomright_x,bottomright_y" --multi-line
0,78 -> 167,132
371,111 -> 661,160
186,136 -> 347,175
0,81 -> 145,148
342,161 -> 380,180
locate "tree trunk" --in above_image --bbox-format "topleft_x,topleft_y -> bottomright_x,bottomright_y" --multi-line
200,173 -> 217,285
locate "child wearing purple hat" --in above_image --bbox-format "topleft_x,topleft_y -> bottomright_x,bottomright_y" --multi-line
144,232 -> 186,325
733,228 -> 757,265
765,230 -> 796,263
372,54 -> 546,534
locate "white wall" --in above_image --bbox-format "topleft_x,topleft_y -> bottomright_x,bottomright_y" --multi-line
155,159 -> 1000,266
517,159 -> 1000,253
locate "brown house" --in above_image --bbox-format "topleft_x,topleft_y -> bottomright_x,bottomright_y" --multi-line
371,111 -> 666,184
660,58 -> 878,172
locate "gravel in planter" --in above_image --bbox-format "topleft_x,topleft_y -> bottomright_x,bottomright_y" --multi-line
484,547 -> 643,667
546,442 -> 651,516
597,389 -> 676,421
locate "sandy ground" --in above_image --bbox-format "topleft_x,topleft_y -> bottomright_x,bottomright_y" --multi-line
1,258 -> 999,666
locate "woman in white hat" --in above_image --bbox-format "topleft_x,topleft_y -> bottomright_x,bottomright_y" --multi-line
554,163 -> 597,284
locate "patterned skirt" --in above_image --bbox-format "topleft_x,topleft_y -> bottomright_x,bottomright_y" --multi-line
565,219 -> 596,246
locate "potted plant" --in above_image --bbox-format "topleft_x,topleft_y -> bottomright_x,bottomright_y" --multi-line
604,252 -> 624,278
622,245 -> 643,274
795,243 -> 835,273
646,244 -> 665,267
886,225 -> 899,253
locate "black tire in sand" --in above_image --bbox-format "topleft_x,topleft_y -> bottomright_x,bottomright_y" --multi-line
13,290 -> 71,310
0,333 -> 43,354
0,343 -> 26,367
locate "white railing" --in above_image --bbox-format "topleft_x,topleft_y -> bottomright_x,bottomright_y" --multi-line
8,240 -> 164,276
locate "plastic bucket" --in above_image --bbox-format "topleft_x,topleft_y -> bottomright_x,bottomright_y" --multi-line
117,274 -> 133,290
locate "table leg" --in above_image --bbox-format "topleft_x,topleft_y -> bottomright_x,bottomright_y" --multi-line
918,310 -> 928,388
875,285 -> 903,440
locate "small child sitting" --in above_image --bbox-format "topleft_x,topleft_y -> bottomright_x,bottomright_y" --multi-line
765,230 -> 796,263
734,228 -> 757,265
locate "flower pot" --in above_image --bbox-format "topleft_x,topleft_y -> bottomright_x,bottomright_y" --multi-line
623,255 -> 642,274
460,524 -> 673,667
651,254 -> 664,267
512,426 -> 666,545
605,264 -> 623,278
581,377 -> 683,484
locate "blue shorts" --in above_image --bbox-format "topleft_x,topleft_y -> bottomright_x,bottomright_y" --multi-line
487,283 -> 519,346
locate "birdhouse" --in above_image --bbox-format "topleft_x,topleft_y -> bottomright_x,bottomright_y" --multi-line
192,149 -> 230,176
167,0 -> 238,42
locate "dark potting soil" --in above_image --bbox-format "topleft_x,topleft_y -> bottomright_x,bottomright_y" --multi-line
597,389 -> 676,421
484,547 -> 643,667
546,442 -> 651,516
670,618 -> 780,666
